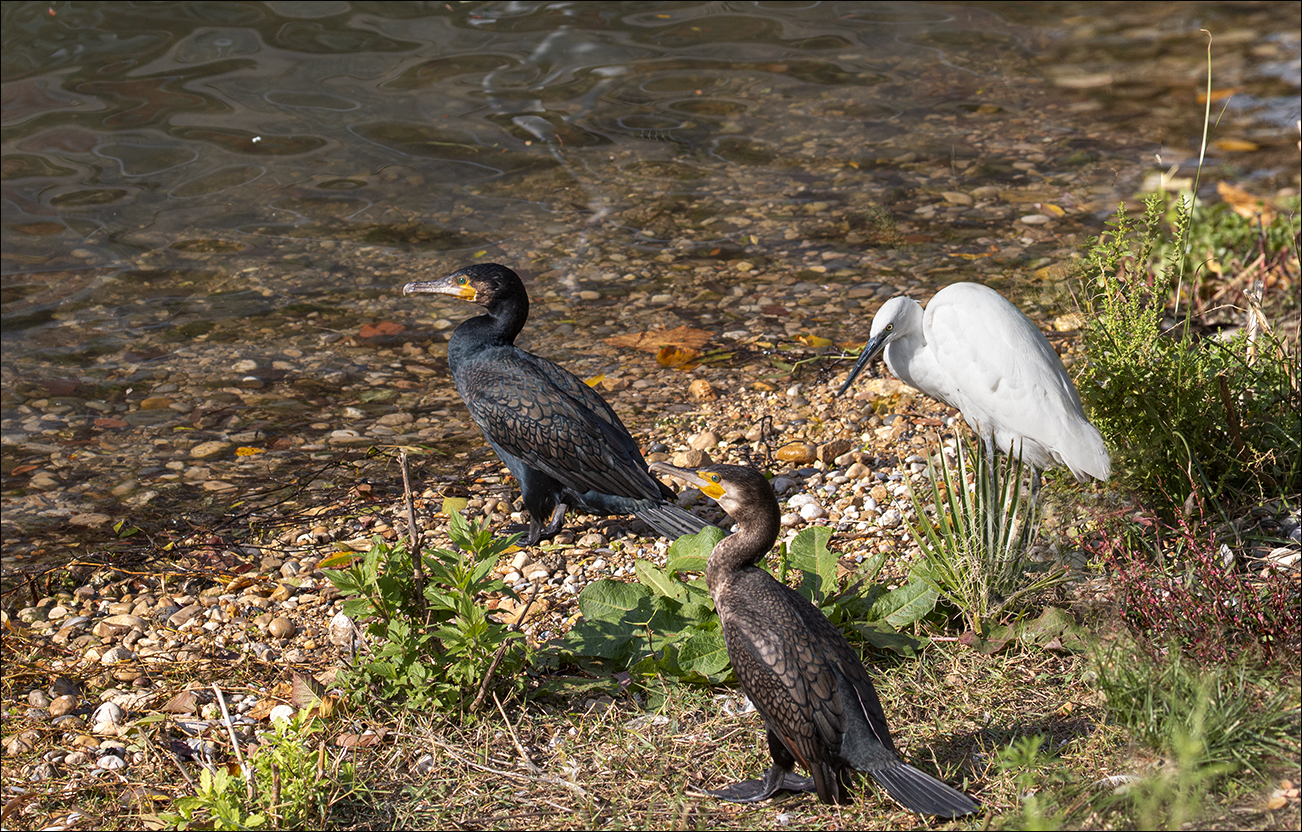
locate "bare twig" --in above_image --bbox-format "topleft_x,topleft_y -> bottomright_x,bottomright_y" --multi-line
213,684 -> 254,801
470,579 -> 541,712
426,734 -> 590,800
493,692 -> 541,774
400,452 -> 426,618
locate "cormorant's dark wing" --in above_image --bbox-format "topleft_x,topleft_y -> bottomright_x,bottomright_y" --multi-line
720,574 -> 850,803
454,346 -> 662,500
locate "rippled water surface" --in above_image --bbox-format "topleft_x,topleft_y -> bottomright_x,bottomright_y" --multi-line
1,1 -> 1298,565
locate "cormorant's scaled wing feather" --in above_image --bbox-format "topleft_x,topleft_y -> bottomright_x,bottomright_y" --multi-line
721,576 -> 853,801
457,348 -> 660,499
787,593 -> 900,760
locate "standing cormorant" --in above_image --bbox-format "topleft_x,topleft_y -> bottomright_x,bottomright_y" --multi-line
837,283 -> 1109,485
650,461 -> 980,817
403,263 -> 712,546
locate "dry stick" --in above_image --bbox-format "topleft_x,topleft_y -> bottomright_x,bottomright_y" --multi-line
427,734 -> 590,800
400,452 -> 426,618
493,692 -> 542,774
212,684 -> 255,802
1217,374 -> 1246,456
470,578 -> 543,712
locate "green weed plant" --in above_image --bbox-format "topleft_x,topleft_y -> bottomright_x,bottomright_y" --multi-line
323,510 -> 526,714
1092,638 -> 1298,781
158,711 -> 355,830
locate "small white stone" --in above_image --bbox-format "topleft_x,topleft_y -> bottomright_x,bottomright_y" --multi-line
92,702 -> 123,728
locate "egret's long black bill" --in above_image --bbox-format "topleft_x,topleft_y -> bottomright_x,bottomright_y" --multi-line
835,333 -> 888,398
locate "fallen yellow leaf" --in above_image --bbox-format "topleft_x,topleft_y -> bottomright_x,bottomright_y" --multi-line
584,373 -> 604,388
1217,181 -> 1277,224
1212,138 -> 1259,152
656,345 -> 701,370
1198,87 -> 1241,103
797,334 -> 835,348
442,495 -> 470,517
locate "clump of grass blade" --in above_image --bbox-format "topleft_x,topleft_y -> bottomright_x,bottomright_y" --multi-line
909,438 -> 1065,635
1092,638 -> 1298,782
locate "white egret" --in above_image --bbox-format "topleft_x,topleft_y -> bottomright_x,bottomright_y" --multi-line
837,282 -> 1110,484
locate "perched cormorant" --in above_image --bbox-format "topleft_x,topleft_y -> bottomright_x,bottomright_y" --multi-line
650,461 -> 980,817
837,283 -> 1109,484
403,263 -> 712,546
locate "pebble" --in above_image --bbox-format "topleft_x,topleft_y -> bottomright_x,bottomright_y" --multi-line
97,754 -> 127,771
775,442 -> 815,463
48,695 -> 78,717
190,440 -> 232,459
268,617 -> 296,639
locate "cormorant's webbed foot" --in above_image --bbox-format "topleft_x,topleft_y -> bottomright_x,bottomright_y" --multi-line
511,503 -> 569,547
695,766 -> 815,803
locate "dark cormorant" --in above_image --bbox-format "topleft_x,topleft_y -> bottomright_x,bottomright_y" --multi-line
403,263 -> 712,546
650,461 -> 980,817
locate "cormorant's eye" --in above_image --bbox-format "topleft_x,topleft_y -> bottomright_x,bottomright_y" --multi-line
458,276 -> 468,285
708,473 -> 720,484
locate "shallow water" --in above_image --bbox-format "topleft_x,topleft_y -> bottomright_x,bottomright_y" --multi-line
1,1 -> 1298,567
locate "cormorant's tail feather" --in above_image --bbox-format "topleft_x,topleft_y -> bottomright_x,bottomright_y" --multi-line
868,763 -> 979,818
636,502 -> 717,541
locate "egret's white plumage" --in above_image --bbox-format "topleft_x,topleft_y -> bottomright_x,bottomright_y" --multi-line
838,282 -> 1110,483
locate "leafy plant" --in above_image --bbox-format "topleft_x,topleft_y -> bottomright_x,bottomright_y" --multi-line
909,438 -> 1065,636
1090,498 -> 1300,665
995,734 -> 1065,831
157,711 -> 354,831
161,766 -> 266,831
561,525 -> 937,683
323,510 -> 526,713
1074,193 -> 1301,510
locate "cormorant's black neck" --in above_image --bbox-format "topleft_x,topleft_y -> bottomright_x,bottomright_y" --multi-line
447,289 -> 528,363
706,489 -> 780,587
482,287 -> 528,345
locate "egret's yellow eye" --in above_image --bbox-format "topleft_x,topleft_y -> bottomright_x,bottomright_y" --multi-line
885,323 -> 893,332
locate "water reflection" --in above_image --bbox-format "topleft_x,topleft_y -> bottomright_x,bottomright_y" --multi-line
1,1 -> 1298,357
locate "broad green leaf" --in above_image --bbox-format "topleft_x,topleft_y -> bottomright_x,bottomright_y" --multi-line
789,526 -> 835,603
635,559 -> 686,602
859,549 -> 887,580
850,619 -> 924,656
576,579 -> 652,623
676,628 -> 731,680
667,525 -> 726,573
869,578 -> 938,628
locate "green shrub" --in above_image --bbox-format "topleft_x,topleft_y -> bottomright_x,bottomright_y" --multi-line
1074,193 -> 1300,510
323,511 -> 526,714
